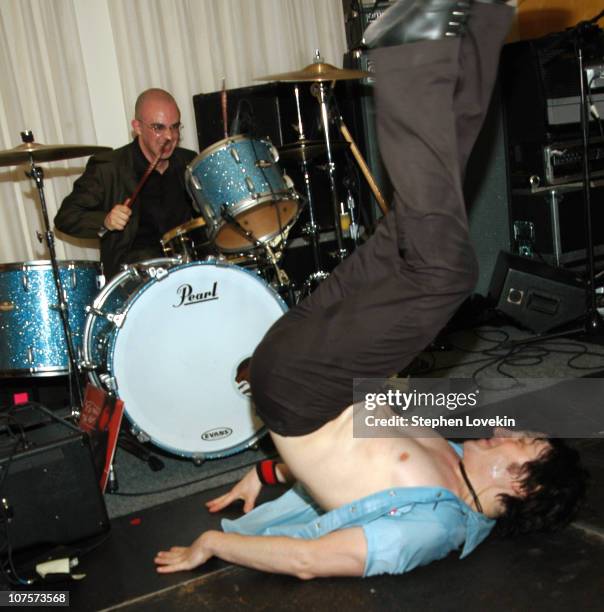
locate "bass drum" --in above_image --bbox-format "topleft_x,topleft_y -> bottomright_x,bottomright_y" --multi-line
82,258 -> 181,382
83,260 -> 287,460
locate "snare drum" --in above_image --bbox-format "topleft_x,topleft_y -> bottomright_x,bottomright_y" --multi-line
82,259 -> 287,459
186,135 -> 299,253
161,217 -> 213,261
0,260 -> 102,377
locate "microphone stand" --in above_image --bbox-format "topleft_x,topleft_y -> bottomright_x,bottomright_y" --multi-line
576,31 -> 603,336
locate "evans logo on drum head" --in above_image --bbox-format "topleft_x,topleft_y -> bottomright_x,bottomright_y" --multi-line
173,281 -> 218,308
201,427 -> 233,441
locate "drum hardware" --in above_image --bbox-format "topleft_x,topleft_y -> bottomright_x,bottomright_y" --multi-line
292,82 -> 331,295
220,205 -> 291,289
0,132 -> 110,405
161,217 -> 211,262
85,305 -> 126,328
256,51 -> 372,265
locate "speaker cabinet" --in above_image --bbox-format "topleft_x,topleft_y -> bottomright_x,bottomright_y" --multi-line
465,82 -> 512,296
0,412 -> 109,553
489,251 -> 586,333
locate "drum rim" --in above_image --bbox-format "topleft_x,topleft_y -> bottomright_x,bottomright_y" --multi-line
82,257 -> 181,385
0,259 -> 101,271
161,216 -> 207,244
0,365 -> 70,378
105,260 -> 287,457
213,194 -> 300,252
129,420 -> 268,460
191,133 -> 265,165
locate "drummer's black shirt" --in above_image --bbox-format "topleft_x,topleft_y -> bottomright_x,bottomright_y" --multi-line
128,139 -> 193,260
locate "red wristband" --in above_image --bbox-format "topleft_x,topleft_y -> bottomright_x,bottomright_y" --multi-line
256,460 -> 279,485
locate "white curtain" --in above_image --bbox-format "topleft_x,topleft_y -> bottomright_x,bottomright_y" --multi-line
0,0 -> 346,265
0,0 -> 100,263
108,0 -> 347,151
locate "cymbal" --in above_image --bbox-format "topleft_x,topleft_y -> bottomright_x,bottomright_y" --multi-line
0,142 -> 111,167
255,62 -> 370,83
278,139 -> 349,163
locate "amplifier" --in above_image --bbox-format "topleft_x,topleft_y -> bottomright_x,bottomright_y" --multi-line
544,138 -> 604,185
0,407 -> 109,553
510,137 -> 604,188
341,0 -> 395,50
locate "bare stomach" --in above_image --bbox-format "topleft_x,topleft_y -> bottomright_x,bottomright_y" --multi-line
270,405 -> 461,510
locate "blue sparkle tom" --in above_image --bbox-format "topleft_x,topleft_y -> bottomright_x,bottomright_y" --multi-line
0,260 -> 102,377
186,135 -> 299,253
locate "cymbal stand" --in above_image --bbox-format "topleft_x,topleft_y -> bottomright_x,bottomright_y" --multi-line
310,53 -> 347,262
291,83 -> 330,293
22,130 -> 84,409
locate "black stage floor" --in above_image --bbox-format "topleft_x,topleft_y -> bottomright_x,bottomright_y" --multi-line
4,375 -> 604,610
44,438 -> 603,612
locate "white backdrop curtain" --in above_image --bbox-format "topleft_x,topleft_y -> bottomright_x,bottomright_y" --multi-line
0,0 -> 346,265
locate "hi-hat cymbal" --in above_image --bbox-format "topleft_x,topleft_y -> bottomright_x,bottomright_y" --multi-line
255,62 -> 370,83
278,139 -> 349,163
0,142 -> 111,167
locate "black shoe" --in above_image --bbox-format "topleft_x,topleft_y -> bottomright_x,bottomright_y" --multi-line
363,0 -> 472,49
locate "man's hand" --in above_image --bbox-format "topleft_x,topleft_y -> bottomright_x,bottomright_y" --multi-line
206,467 -> 262,514
155,531 -> 216,574
154,528 -> 367,578
103,199 -> 132,231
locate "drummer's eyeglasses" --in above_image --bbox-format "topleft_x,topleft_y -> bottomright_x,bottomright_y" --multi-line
138,120 -> 183,136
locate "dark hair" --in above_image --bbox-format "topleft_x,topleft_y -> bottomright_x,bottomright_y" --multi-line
495,438 -> 588,537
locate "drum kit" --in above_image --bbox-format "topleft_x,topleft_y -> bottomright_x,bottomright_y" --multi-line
0,56 -> 385,463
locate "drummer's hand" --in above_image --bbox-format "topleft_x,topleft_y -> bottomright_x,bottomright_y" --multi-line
206,467 -> 262,514
104,200 -> 132,231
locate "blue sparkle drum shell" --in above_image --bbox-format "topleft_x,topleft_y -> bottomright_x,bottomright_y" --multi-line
186,135 -> 299,253
0,260 -> 102,377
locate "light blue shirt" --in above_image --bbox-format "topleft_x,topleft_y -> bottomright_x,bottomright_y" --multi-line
222,443 -> 495,576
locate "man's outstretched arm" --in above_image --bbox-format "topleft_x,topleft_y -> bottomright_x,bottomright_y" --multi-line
155,527 -> 367,579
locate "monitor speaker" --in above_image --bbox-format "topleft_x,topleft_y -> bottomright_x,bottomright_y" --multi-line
488,251 -> 586,333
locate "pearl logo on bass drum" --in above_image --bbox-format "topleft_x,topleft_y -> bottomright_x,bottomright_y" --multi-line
173,281 -> 218,308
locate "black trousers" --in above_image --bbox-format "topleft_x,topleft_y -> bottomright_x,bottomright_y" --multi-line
250,3 -> 515,436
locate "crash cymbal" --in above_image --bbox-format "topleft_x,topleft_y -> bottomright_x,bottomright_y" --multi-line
255,62 -> 370,83
278,139 -> 349,163
0,142 -> 111,167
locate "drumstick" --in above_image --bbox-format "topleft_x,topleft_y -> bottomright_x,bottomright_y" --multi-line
126,143 -> 167,209
221,78 -> 228,138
